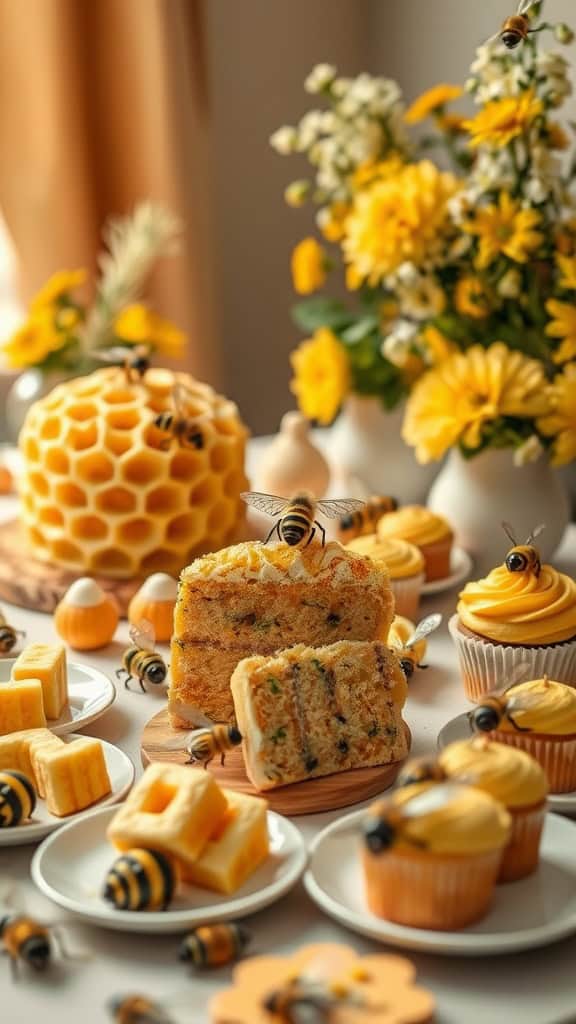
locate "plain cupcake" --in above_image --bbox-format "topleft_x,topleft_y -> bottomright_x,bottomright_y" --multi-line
377,505 -> 453,582
345,535 -> 425,619
361,782 -> 510,930
449,560 -> 576,700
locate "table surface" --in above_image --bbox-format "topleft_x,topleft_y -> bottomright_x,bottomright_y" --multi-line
1,439 -> 575,1024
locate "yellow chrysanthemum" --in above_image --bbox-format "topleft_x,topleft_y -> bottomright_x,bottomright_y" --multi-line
114,304 -> 186,359
343,160 -> 460,286
402,342 -> 550,463
290,327 -> 350,426
538,363 -> 576,466
1,310 -> 67,370
464,90 -> 543,148
546,299 -> 576,364
405,84 -> 463,125
556,254 -> 576,291
421,325 -> 458,365
318,202 -> 350,243
350,156 -> 403,190
464,192 -> 543,270
291,237 -> 328,295
30,269 -> 87,313
454,276 -> 490,319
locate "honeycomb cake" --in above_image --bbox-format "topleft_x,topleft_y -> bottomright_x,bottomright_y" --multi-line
231,641 -> 408,790
18,367 -> 249,579
170,540 -> 394,724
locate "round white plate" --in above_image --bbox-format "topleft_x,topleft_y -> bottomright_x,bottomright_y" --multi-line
0,659 -> 116,735
437,712 -> 576,816
0,735 -> 134,847
421,545 -> 473,596
305,809 -> 576,956
32,805 -> 307,933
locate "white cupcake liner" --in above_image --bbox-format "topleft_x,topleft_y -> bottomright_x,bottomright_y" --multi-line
448,614 -> 576,702
499,801 -> 546,882
493,731 -> 576,794
390,573 -> 424,620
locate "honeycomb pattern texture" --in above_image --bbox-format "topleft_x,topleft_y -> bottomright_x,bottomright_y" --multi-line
19,367 -> 249,578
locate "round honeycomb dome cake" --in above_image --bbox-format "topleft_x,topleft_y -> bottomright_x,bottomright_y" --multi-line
18,367 -> 249,578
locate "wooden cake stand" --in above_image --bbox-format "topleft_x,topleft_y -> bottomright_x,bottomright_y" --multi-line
141,707 -> 411,816
0,520 -> 140,616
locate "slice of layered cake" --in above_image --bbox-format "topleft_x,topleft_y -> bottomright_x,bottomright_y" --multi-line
169,541 -> 394,724
231,640 -> 409,790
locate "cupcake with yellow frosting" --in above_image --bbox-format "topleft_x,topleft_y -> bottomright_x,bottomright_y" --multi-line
346,536 -> 425,619
377,505 -> 453,582
437,738 -> 548,882
474,678 -> 576,794
449,559 -> 576,700
362,782 -> 510,930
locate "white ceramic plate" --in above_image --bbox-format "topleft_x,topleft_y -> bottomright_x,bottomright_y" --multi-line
0,659 -> 116,735
0,735 -> 134,847
421,545 -> 473,596
437,711 -> 576,816
31,805 -> 307,933
305,809 -> 576,956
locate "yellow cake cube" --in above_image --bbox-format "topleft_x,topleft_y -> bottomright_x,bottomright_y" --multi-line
36,737 -> 111,817
0,680 -> 47,735
0,728 -> 55,779
181,789 -> 269,894
107,763 -> 228,869
12,644 -> 68,720
28,732 -> 66,797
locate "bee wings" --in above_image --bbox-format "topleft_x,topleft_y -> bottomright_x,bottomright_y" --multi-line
527,523 -> 546,545
405,613 -> 443,648
94,346 -> 134,363
401,783 -> 465,818
315,497 -> 366,519
129,619 -> 156,651
240,492 -> 291,516
484,660 -> 533,701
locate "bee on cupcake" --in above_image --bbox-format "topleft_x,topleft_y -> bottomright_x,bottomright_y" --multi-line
337,494 -> 398,542
502,521 -> 545,578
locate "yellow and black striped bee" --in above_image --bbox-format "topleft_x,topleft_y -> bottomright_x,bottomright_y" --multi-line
116,620 -> 167,693
161,706 -> 242,768
499,0 -> 535,48
468,680 -> 542,735
95,344 -> 152,384
338,494 -> 398,542
396,756 -> 447,789
363,785 -> 463,854
178,922 -> 250,969
107,994 -> 174,1024
0,607 -> 24,655
0,770 -> 36,828
0,915 -> 52,976
153,383 -> 204,451
241,491 -> 365,548
389,614 -> 442,680
502,521 -> 545,578
102,849 -> 175,912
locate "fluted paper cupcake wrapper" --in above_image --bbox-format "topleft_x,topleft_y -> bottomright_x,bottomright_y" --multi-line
362,847 -> 502,930
390,573 -> 424,621
499,802 -> 546,882
492,730 -> 576,794
448,614 -> 576,702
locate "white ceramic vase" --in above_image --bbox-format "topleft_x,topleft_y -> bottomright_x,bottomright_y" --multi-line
427,447 -> 571,575
328,395 -> 438,503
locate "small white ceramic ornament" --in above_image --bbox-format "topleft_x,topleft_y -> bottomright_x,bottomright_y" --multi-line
258,411 -> 330,498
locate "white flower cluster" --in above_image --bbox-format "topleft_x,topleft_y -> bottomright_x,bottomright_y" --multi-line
270,66 -> 408,202
467,42 -> 528,104
535,52 -> 572,107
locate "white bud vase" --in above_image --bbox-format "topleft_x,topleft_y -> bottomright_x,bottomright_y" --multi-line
427,447 -> 570,575
328,395 -> 438,503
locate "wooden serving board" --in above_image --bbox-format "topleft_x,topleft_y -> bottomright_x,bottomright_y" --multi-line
0,519 -> 140,616
141,708 -> 411,817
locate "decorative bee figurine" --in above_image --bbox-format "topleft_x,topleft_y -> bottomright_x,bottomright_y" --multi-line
0,607 -> 25,655
102,849 -> 176,912
107,994 -> 175,1024
241,491 -> 365,548
178,922 -> 250,969
0,770 -> 36,828
389,614 -> 442,680
337,494 -> 398,542
395,756 -> 447,790
363,785 -> 462,855
116,621 -> 167,692
262,971 -> 382,1021
95,344 -> 151,384
502,521 -> 545,577
468,681 -> 539,734
0,914 -> 53,977
160,706 -> 242,768
153,383 -> 204,451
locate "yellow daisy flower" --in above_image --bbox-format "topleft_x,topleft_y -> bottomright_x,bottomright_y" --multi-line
350,156 -> 404,190
556,254 -> 576,291
291,237 -> 328,295
30,269 -> 87,313
454,276 -> 490,319
1,310 -> 67,370
464,90 -> 543,149
421,325 -> 458,364
290,327 -> 350,426
402,342 -> 550,463
546,299 -> 576,364
464,192 -> 543,270
538,363 -> 576,466
114,304 -> 186,359
405,84 -> 463,125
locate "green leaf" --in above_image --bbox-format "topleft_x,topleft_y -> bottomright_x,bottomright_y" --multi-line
291,298 -> 353,333
340,315 -> 379,345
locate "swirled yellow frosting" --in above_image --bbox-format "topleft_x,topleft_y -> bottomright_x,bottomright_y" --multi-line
439,738 -> 547,808
345,535 -> 424,579
377,505 -> 452,547
496,678 -> 576,736
457,564 -> 576,644
367,782 -> 510,855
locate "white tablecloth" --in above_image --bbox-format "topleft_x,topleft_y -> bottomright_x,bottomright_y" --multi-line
1,441 -> 575,1024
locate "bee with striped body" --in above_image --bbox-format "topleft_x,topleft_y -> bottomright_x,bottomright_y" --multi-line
116,621 -> 167,693
469,680 -> 541,735
160,705 -> 242,768
241,491 -> 365,548
107,994 -> 174,1024
338,495 -> 398,542
179,922 -> 250,969
102,849 -> 175,912
484,1 -> 538,50
363,785 -> 463,854
389,614 -> 442,680
502,521 -> 545,578
95,344 -> 152,384
0,607 -> 24,655
0,770 -> 36,828
153,383 -> 204,451
396,756 -> 447,789
1,916 -> 52,976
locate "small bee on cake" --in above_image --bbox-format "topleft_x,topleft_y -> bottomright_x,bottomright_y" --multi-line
502,521 -> 545,578
95,344 -> 152,384
153,383 -> 204,451
388,614 -> 442,680
363,785 -> 463,854
241,491 -> 365,548
116,621 -> 167,693
469,679 -> 542,735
